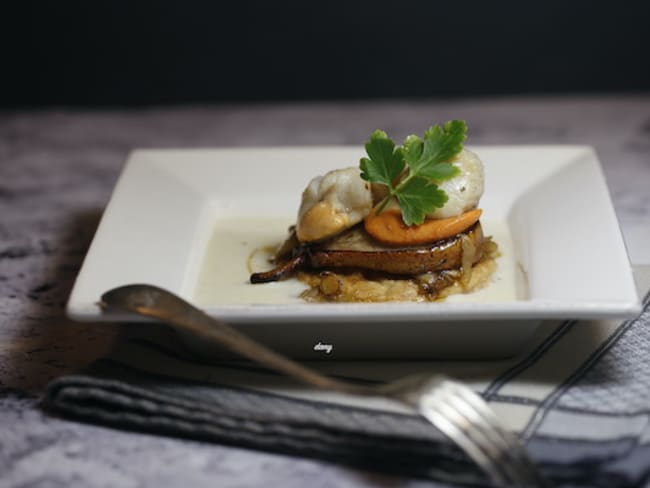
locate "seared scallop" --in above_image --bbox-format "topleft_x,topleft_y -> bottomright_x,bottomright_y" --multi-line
296,167 -> 373,242
427,148 -> 484,219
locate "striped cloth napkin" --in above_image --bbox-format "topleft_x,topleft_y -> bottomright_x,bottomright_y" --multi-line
44,267 -> 650,487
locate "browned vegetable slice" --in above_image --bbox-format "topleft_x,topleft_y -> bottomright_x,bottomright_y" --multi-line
250,222 -> 484,283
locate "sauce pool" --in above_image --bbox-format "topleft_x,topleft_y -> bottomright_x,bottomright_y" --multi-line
193,217 -> 522,306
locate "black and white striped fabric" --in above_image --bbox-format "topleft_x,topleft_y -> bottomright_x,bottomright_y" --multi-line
44,267 -> 650,487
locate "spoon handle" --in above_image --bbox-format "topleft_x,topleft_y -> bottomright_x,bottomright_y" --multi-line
100,284 -> 368,395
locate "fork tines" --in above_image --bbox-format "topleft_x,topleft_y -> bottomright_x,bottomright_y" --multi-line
416,380 -> 551,487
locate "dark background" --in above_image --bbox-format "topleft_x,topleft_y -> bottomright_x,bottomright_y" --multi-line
4,1 -> 650,108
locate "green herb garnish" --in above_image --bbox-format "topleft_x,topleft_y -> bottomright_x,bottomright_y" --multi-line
360,120 -> 467,226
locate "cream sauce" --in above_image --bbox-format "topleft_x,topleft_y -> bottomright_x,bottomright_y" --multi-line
194,217 -> 307,305
193,217 -> 522,306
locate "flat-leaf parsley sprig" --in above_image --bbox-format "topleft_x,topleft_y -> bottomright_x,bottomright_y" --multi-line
360,120 -> 467,226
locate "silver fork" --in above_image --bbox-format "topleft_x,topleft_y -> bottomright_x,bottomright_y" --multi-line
101,284 -> 551,488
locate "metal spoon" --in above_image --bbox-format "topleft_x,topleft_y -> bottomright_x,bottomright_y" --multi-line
100,284 -> 550,487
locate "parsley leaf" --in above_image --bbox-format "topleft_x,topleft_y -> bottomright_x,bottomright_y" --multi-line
359,120 -> 467,226
403,120 -> 466,180
360,130 -> 405,186
396,177 -> 449,226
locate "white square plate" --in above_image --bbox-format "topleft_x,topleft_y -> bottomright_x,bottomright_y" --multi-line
66,146 -> 640,358
67,146 -> 640,327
